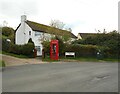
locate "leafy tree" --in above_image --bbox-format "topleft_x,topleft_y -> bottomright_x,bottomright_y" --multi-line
42,41 -> 50,55
2,27 -> 15,43
2,27 -> 14,37
8,34 -> 15,43
55,36 -> 65,56
62,35 -> 70,42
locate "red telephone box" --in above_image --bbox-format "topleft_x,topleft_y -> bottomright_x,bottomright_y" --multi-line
50,40 -> 59,60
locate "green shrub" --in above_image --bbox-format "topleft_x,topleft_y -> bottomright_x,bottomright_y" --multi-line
55,36 -> 65,56
2,27 -> 14,37
2,36 -> 35,57
0,60 -> 5,67
65,44 -> 98,57
2,60 -> 6,67
2,37 -> 10,52
42,41 -> 50,56
21,43 -> 34,57
9,44 -> 21,54
6,43 -> 35,57
72,31 -> 120,58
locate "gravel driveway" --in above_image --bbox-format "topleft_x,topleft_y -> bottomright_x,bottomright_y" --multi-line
1,54 -> 47,66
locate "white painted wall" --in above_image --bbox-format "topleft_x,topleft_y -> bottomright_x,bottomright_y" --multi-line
16,23 -> 44,56
77,34 -> 82,40
15,24 -> 26,45
16,22 -> 33,44
15,15 -> 44,56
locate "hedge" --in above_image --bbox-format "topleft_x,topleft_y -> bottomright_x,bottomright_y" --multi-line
64,44 -> 98,57
2,37 -> 10,52
9,43 -> 34,57
2,37 -> 35,57
42,39 -> 118,58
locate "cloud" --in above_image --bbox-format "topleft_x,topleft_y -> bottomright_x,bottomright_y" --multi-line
0,0 -> 38,17
0,0 -> 119,34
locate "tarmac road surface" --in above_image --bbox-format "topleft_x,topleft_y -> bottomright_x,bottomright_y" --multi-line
2,62 -> 118,92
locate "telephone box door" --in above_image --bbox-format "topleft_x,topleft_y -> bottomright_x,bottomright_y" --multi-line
50,40 -> 59,60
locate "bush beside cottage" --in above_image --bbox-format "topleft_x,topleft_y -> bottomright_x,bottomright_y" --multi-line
1,27 -> 35,57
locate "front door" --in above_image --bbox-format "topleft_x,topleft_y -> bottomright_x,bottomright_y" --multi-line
35,46 -> 42,56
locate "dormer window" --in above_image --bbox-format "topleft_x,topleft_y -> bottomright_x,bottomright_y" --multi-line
29,31 -> 31,35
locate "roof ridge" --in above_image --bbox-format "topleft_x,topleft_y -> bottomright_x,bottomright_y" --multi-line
25,20 -> 77,38
27,20 -> 72,32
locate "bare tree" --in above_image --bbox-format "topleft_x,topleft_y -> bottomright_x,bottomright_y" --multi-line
49,19 -> 65,29
3,20 -> 8,27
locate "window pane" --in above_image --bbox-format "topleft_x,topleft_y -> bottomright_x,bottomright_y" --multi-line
35,46 -> 41,52
35,31 -> 41,36
29,31 -> 31,35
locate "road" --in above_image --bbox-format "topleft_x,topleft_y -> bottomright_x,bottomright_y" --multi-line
2,62 -> 118,92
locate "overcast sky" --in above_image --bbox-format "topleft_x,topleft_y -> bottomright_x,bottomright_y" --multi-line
0,0 -> 119,35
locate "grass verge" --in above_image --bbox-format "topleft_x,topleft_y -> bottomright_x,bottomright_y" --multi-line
62,57 -> 118,62
42,56 -> 60,62
2,51 -> 30,58
43,56 -> 118,62
0,60 -> 5,67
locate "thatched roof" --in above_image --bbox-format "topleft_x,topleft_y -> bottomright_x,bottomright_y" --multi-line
26,20 -> 77,38
78,33 -> 98,39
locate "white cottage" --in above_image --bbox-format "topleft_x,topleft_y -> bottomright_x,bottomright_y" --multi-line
15,15 -> 77,56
